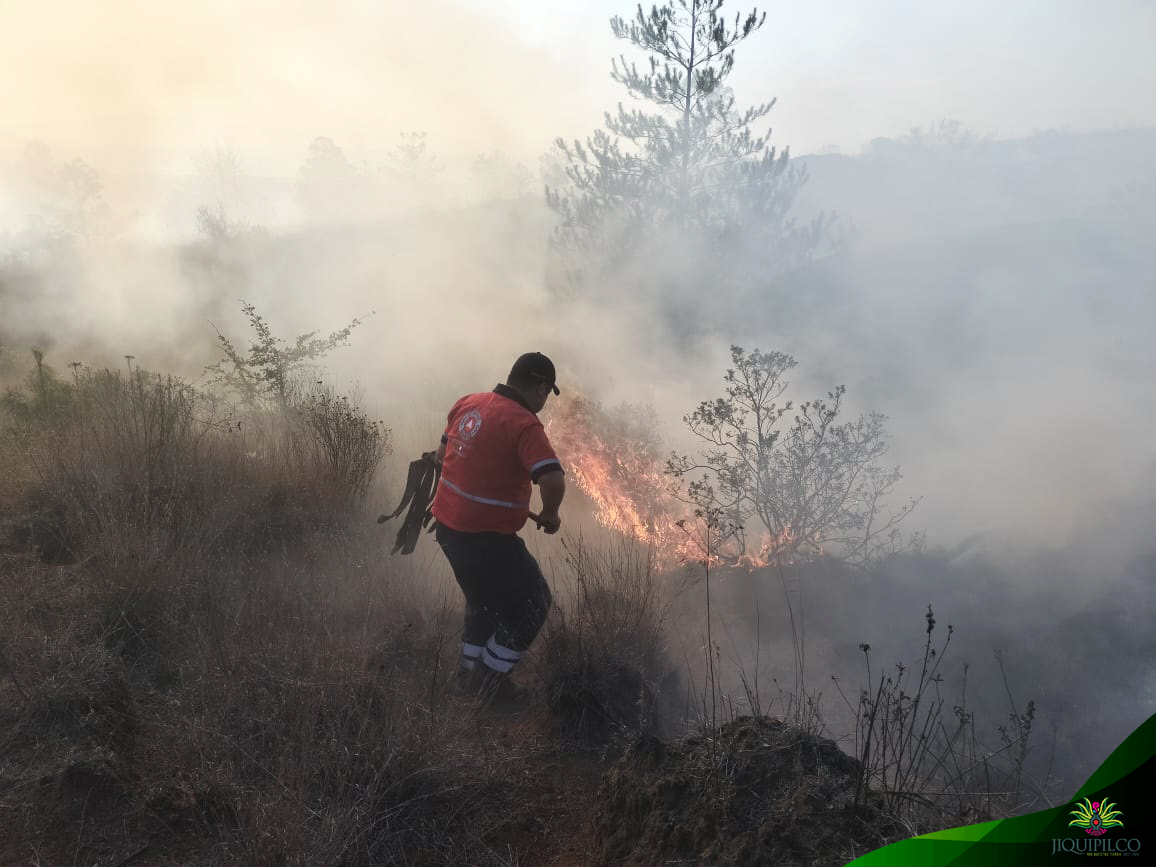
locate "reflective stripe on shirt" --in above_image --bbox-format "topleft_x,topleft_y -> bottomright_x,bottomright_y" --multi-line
439,477 -> 529,510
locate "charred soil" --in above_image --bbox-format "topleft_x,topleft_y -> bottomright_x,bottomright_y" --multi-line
596,716 -> 907,866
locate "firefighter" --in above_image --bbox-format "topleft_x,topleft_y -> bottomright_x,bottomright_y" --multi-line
431,352 -> 566,706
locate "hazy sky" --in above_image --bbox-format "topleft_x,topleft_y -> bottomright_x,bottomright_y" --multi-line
3,0 -> 1154,175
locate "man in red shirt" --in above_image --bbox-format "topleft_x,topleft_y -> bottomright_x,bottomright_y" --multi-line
432,352 -> 566,704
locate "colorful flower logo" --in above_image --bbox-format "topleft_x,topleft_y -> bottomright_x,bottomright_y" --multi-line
1068,797 -> 1123,836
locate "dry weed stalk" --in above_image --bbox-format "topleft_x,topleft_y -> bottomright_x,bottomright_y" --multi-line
832,605 -> 1047,828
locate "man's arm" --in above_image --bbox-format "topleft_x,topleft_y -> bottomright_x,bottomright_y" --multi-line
536,470 -> 565,534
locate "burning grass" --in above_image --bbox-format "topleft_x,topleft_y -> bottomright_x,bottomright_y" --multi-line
545,395 -> 699,568
545,392 -> 828,572
0,354 -> 1068,865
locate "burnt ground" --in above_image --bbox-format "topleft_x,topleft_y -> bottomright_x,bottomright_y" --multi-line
0,702 -> 906,867
596,716 -> 907,867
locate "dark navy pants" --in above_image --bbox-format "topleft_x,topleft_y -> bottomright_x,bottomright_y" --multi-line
435,523 -> 552,673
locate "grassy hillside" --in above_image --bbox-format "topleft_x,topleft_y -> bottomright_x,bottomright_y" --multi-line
0,358 -> 1067,865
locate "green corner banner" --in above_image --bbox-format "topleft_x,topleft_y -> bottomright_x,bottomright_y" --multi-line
847,713 -> 1156,866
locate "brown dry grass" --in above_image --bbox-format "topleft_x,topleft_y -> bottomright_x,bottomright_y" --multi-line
532,536 -> 675,746
0,359 -> 1044,866
0,364 -> 607,865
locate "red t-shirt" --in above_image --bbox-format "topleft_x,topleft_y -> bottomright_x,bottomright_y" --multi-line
431,387 -> 563,534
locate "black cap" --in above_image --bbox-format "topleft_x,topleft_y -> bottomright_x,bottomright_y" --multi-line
509,352 -> 560,395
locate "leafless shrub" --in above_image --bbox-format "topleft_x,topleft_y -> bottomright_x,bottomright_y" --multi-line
296,384 -> 391,505
669,345 -> 921,567
833,606 -> 1051,827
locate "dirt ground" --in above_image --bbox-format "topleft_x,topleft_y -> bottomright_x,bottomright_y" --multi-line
595,716 -> 906,866
2,663 -> 908,866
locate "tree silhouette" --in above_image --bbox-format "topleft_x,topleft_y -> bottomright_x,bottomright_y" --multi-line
547,0 -> 833,307
297,137 -> 359,222
668,346 -> 920,566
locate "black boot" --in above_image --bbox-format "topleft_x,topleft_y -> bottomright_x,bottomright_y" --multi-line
454,665 -> 486,695
477,669 -> 528,710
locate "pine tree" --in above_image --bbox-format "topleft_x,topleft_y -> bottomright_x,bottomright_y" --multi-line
547,0 -> 830,300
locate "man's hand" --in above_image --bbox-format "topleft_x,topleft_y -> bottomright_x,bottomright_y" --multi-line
536,511 -> 562,535
534,470 -> 565,535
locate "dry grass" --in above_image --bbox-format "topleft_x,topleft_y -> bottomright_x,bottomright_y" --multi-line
3,365 -> 389,569
0,362 -> 530,865
534,535 -> 677,745
0,542 -> 540,864
0,357 -> 1057,865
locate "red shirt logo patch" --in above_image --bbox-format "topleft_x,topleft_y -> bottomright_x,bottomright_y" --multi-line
458,410 -> 483,440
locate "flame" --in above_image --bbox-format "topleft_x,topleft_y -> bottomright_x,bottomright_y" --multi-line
545,395 -> 697,568
546,394 -> 812,571
731,525 -> 822,570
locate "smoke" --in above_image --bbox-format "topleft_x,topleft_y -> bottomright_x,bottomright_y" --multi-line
2,0 -> 1154,799
768,130 -> 1156,552
0,0 -> 607,177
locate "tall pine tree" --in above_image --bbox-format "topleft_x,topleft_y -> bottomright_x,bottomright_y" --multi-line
547,1 -> 832,313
